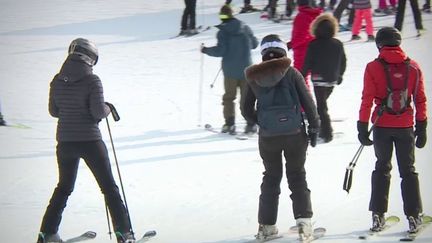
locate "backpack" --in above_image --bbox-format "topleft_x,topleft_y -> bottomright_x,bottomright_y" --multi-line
377,58 -> 412,115
256,77 -> 303,135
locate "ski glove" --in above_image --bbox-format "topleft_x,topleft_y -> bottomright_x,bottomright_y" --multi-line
308,125 -> 319,147
357,121 -> 373,146
105,102 -> 120,121
287,41 -> 292,51
415,120 -> 427,148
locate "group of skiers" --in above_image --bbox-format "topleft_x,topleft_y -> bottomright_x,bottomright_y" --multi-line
200,2 -> 427,241
33,2 -> 427,243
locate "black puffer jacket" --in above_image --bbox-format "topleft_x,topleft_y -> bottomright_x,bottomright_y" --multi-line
49,54 -> 110,142
243,57 -> 320,137
302,13 -> 346,86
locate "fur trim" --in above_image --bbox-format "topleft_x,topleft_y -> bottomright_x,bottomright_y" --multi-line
245,57 -> 291,87
310,13 -> 338,38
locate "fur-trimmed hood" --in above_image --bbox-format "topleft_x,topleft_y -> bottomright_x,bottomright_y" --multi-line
244,57 -> 292,87
310,13 -> 338,39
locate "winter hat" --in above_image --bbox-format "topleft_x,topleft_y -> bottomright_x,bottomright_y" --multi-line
375,27 -> 402,49
260,34 -> 288,60
219,4 -> 233,20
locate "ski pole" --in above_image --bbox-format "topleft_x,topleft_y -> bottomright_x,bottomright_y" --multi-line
105,203 -> 113,239
105,108 -> 134,236
198,43 -> 204,126
210,67 -> 222,88
343,107 -> 384,193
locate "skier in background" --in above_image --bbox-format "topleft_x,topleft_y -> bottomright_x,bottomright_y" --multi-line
351,0 -> 375,41
288,0 -> 322,89
179,0 -> 198,36
394,0 -> 424,36
37,38 -> 135,243
302,13 -> 346,143
357,27 -> 427,233
243,34 -> 320,241
201,4 -> 258,135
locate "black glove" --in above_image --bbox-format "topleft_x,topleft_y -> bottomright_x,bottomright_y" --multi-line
308,125 -> 319,147
200,46 -> 207,53
415,120 -> 427,148
337,76 -> 343,85
287,41 -> 292,51
105,102 -> 120,121
357,121 -> 373,146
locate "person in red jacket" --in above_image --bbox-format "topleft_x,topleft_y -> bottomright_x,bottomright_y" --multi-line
357,27 -> 427,233
288,0 -> 322,89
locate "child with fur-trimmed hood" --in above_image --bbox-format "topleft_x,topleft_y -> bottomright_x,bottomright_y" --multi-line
302,13 -> 346,143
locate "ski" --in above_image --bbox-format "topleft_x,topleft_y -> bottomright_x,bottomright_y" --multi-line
170,26 -> 211,39
288,226 -> 326,242
63,231 -> 96,242
400,215 -> 432,241
204,123 -> 238,136
136,230 -> 157,243
359,215 -> 400,240
2,123 -> 31,129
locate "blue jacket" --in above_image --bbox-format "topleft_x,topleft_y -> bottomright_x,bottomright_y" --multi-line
203,18 -> 258,80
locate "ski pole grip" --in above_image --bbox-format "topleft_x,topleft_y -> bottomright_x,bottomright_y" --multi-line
105,102 -> 120,122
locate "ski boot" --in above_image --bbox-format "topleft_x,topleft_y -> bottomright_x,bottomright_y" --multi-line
408,215 -> 423,233
367,35 -> 375,42
351,35 -> 361,41
116,231 -> 136,243
37,232 -> 62,243
221,124 -> 236,135
370,212 -> 385,232
244,124 -> 257,135
255,224 -> 278,240
297,218 -> 312,241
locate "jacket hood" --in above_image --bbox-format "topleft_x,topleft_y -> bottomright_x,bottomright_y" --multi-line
57,54 -> 93,83
378,46 -> 408,64
245,57 -> 292,87
217,18 -> 244,35
310,13 -> 338,38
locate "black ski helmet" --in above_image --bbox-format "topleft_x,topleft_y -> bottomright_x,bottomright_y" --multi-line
260,34 -> 287,60
68,38 -> 99,66
375,27 -> 402,49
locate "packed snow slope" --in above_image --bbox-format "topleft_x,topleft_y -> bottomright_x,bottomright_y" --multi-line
0,0 -> 431,242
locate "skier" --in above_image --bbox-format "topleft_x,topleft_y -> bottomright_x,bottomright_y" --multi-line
288,0 -> 322,89
357,27 -> 427,233
179,0 -> 198,36
0,100 -> 6,126
37,38 -> 135,243
302,13 -> 346,143
394,0 -> 424,35
333,0 -> 355,31
201,4 -> 259,135
351,0 -> 375,41
243,34 -> 320,240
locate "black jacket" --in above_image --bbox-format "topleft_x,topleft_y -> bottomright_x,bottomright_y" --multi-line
243,57 -> 320,137
302,13 -> 346,86
49,54 -> 110,142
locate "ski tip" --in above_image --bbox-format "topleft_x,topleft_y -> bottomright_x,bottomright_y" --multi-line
143,230 -> 157,237
204,124 -> 212,129
83,231 -> 97,238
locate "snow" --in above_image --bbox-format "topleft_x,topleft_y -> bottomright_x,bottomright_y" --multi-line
0,0 -> 431,242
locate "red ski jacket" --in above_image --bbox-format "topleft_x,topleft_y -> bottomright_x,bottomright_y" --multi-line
359,46 -> 427,127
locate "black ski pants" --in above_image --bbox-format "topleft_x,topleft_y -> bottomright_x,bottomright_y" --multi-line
258,132 -> 313,225
369,127 -> 423,217
181,0 -> 197,30
333,0 -> 355,25
314,86 -> 334,140
40,140 -> 131,234
394,0 -> 423,31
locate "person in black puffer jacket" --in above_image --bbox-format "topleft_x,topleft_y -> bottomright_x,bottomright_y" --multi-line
302,13 -> 347,143
37,38 -> 135,243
